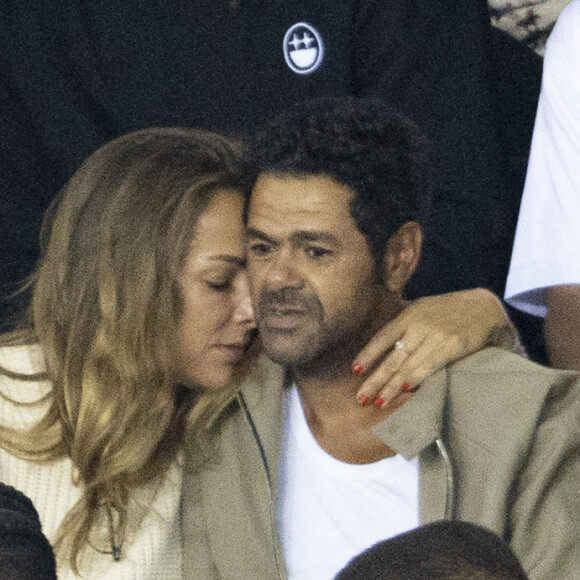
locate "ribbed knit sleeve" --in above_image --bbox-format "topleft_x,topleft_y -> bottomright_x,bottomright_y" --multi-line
0,345 -> 182,579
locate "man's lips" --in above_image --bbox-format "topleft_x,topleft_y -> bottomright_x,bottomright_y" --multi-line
259,306 -> 307,330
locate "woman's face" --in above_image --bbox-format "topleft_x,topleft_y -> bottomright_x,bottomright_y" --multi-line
175,189 -> 255,388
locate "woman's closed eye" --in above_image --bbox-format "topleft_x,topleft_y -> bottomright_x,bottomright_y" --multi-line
205,279 -> 233,292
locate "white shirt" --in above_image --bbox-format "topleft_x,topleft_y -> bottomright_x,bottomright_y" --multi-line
504,0 -> 580,316
278,386 -> 419,580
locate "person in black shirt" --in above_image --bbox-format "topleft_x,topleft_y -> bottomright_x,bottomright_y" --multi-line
0,482 -> 57,580
0,0 -> 541,351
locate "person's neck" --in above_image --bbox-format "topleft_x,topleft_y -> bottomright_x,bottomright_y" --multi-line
291,299 -> 407,463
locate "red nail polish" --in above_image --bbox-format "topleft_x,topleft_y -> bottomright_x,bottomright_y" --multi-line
374,397 -> 385,407
358,394 -> 369,406
401,383 -> 410,391
352,364 -> 365,376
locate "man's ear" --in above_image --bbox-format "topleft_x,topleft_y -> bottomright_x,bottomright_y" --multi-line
382,221 -> 422,292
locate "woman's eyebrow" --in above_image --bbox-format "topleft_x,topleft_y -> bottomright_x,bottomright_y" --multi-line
208,255 -> 246,267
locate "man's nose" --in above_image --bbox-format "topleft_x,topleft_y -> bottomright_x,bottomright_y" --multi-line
264,250 -> 303,290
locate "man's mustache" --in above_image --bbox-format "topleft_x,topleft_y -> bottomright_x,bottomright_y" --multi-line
257,287 -> 323,316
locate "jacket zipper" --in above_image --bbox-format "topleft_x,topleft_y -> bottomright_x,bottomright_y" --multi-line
435,437 -> 455,519
238,393 -> 285,579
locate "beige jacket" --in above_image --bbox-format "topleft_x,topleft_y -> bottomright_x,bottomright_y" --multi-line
183,348 -> 580,580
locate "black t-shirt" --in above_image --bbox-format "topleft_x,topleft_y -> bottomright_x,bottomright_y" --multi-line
0,0 -> 541,320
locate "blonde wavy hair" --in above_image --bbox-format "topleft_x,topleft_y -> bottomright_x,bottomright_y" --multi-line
0,127 -> 252,573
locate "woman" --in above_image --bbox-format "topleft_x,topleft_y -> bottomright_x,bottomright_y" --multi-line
0,127 -> 256,579
0,127 -> 512,579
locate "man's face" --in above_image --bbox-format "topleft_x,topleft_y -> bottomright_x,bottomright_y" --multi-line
247,174 -> 385,369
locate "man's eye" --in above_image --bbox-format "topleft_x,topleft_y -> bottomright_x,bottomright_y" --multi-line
249,243 -> 272,257
306,246 -> 331,259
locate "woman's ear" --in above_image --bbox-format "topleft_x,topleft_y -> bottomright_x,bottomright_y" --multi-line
382,221 -> 423,293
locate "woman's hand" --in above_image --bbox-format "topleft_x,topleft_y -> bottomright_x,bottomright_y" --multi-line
353,288 -> 517,407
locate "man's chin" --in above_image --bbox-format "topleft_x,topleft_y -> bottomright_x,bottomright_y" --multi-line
259,332 -> 316,366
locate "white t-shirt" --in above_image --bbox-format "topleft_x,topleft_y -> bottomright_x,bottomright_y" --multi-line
278,386 -> 419,580
504,0 -> 580,317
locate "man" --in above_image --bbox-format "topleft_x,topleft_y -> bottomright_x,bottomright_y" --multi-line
505,0 -> 580,371
183,98 -> 579,579
336,520 -> 528,580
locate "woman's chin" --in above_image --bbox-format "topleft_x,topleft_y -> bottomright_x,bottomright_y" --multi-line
180,364 -> 236,390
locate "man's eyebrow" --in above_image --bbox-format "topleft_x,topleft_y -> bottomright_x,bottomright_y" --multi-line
247,228 -> 341,247
247,228 -> 277,244
289,231 -> 341,246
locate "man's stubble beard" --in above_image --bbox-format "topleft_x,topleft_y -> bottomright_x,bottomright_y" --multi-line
256,286 -> 328,368
257,290 -> 380,380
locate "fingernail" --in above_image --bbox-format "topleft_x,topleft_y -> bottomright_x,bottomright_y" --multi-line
358,394 -> 369,406
374,397 -> 385,407
401,383 -> 410,391
352,364 -> 365,376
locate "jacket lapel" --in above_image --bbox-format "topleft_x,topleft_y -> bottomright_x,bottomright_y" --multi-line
239,357 -> 453,527
372,368 -> 451,524
237,355 -> 287,502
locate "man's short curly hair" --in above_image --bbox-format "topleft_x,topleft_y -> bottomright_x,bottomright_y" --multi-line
251,96 -> 433,270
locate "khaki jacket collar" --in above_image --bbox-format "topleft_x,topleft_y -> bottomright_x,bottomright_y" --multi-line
371,369 -> 452,524
371,369 -> 447,458
236,357 -> 287,500
235,356 -> 452,525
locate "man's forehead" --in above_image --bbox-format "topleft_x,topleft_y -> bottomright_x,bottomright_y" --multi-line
249,173 -> 354,215
247,174 -> 366,249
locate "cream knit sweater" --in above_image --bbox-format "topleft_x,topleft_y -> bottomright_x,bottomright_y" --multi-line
0,345 -> 182,579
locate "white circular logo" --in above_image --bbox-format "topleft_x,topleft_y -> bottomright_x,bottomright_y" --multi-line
283,22 -> 324,75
